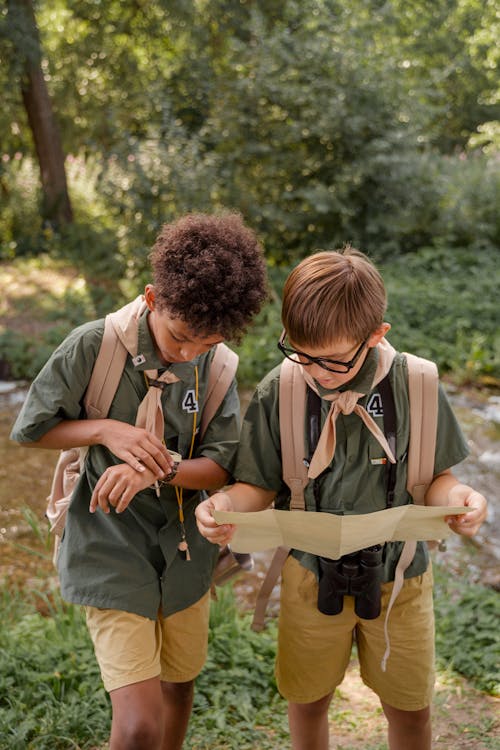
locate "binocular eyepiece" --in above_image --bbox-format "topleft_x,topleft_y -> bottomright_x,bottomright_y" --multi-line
317,545 -> 384,620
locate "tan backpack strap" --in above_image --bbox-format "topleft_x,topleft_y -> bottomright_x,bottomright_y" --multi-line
378,355 -> 438,668
251,545 -> 290,632
107,295 -> 147,357
251,361 -> 309,630
404,353 -> 439,505
279,358 -> 309,511
84,315 -> 128,419
199,343 -> 239,440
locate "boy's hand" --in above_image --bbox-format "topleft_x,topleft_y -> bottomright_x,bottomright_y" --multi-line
446,484 -> 487,537
89,463 -> 158,515
101,420 -> 174,478
195,491 -> 235,546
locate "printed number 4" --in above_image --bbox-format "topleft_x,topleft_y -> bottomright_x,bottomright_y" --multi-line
182,389 -> 199,413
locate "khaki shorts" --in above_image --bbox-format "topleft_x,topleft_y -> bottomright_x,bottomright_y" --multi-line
276,556 -> 435,710
86,591 -> 211,693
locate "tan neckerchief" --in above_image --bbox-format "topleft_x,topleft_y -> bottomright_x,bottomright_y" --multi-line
108,294 -> 181,440
303,338 -> 397,479
135,369 -> 180,440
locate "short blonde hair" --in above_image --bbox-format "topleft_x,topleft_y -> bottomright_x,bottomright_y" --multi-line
281,247 -> 387,346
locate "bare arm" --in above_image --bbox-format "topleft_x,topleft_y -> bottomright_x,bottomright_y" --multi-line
18,418 -> 173,478
425,468 -> 487,537
90,457 -> 231,514
195,482 -> 276,546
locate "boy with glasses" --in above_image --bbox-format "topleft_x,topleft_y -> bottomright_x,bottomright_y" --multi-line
196,246 -> 487,750
10,213 -> 267,750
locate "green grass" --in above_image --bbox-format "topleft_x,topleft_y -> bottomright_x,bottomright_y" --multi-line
1,564 -> 498,749
433,562 -> 500,696
0,590 -> 110,750
0,586 -> 287,750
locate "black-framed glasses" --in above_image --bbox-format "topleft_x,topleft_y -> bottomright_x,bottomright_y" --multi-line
278,331 -> 368,374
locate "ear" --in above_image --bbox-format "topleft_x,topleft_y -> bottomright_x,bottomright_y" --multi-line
144,284 -> 155,311
367,322 -> 391,348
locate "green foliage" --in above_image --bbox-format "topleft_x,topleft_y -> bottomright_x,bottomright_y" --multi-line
3,0 -> 499,266
0,156 -> 44,259
187,586 -> 288,748
0,585 -> 286,750
433,563 -> 500,696
0,592 -> 110,750
1,0 -> 499,385
383,245 -> 500,381
1,239 -> 498,384
380,0 -> 500,151
0,255 -> 100,380
233,265 -> 287,386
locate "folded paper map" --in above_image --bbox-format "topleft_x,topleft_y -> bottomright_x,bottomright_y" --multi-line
213,505 -> 472,558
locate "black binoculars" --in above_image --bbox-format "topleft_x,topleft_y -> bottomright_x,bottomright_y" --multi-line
317,545 -> 384,620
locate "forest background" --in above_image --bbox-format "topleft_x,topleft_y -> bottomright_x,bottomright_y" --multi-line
0,0 -> 499,386
0,2 -> 499,749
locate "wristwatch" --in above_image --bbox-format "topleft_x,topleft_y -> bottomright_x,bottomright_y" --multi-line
162,461 -> 179,483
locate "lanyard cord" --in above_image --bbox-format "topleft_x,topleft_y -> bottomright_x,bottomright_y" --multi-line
176,365 -> 198,561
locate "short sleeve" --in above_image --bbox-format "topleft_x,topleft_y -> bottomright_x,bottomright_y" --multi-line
433,383 -> 469,475
233,365 -> 284,491
10,321 -> 103,443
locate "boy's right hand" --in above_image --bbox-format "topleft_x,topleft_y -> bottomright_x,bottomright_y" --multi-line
101,420 -> 173,479
195,491 -> 235,546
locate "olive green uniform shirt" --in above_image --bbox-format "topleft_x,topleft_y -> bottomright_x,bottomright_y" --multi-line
234,349 -> 469,581
11,311 -> 240,618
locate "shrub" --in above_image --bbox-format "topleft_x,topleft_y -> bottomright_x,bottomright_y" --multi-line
434,562 -> 500,696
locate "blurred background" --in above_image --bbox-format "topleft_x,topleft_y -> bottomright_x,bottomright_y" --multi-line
0,3 -> 498,748
0,0 -> 499,385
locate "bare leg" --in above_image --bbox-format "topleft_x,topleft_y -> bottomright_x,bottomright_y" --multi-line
381,701 -> 432,750
109,677 -> 165,750
160,679 -> 194,750
109,678 -> 194,750
288,692 -> 333,750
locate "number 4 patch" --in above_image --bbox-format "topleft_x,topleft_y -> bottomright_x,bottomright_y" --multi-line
182,389 -> 199,413
366,392 -> 384,417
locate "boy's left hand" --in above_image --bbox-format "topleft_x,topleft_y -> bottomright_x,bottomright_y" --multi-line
89,463 -> 158,515
446,484 -> 487,537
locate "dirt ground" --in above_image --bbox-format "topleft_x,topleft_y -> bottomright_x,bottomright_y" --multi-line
326,664 -> 499,749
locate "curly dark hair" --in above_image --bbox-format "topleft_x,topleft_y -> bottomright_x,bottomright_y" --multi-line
149,212 -> 268,341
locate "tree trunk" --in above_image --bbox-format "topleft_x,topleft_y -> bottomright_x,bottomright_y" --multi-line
10,0 -> 73,226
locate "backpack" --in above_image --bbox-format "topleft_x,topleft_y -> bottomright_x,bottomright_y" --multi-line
46,297 -> 238,550
252,352 -> 439,631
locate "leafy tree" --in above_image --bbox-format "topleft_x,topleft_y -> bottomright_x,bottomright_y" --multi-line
4,0 -> 73,226
380,0 -> 500,151
0,0 -> 498,269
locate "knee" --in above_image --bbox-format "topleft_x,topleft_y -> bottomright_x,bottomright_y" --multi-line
161,679 -> 194,705
113,711 -> 164,750
383,702 -> 431,733
289,692 -> 332,720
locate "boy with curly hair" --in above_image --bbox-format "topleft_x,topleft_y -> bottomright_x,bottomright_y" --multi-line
11,212 -> 268,750
196,247 -> 487,750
